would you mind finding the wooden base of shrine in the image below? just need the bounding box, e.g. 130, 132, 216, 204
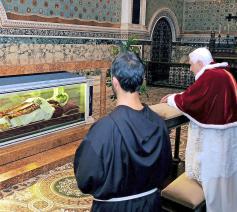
0, 120, 93, 189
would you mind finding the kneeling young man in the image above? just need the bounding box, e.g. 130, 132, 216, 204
74, 51, 172, 212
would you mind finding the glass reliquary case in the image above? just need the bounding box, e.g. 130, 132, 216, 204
0, 71, 93, 147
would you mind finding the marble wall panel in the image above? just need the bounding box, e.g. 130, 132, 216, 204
171, 45, 196, 63
0, 43, 115, 66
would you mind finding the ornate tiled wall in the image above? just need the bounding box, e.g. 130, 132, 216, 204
0, 36, 152, 66
1, 1, 235, 69
145, 0, 237, 67
168, 65, 195, 88
146, 0, 236, 44
2, 0, 121, 23
146, 0, 184, 28
171, 0, 237, 62
183, 0, 237, 34
0, 0, 150, 67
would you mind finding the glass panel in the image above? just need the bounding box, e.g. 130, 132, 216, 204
0, 83, 86, 144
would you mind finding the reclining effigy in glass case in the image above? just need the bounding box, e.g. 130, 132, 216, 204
0, 71, 93, 147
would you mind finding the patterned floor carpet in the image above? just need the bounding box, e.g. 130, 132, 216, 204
0, 87, 188, 211
0, 126, 188, 212
0, 163, 93, 211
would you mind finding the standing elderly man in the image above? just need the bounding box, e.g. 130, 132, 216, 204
161, 47, 237, 212
74, 51, 172, 212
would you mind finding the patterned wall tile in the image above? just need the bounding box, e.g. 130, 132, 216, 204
183, 0, 237, 33
2, 0, 121, 23
147, 0, 237, 39
0, 36, 120, 45
0, 27, 150, 41
146, 0, 184, 28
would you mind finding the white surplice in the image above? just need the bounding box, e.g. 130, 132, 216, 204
185, 121, 237, 212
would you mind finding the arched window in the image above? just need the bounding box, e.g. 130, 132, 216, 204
151, 18, 172, 62
147, 18, 173, 85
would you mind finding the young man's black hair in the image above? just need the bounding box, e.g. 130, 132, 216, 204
110, 51, 144, 93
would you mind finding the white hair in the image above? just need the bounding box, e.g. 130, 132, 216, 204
189, 47, 213, 66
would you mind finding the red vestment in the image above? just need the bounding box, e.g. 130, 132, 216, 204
174, 65, 237, 127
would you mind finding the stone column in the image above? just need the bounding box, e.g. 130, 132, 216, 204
121, 0, 133, 30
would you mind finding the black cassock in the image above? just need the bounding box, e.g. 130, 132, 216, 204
74, 105, 172, 212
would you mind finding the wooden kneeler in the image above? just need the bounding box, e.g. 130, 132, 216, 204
161, 173, 206, 212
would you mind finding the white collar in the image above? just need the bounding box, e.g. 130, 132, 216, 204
195, 62, 229, 81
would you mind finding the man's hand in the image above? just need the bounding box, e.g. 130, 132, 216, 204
160, 94, 172, 103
